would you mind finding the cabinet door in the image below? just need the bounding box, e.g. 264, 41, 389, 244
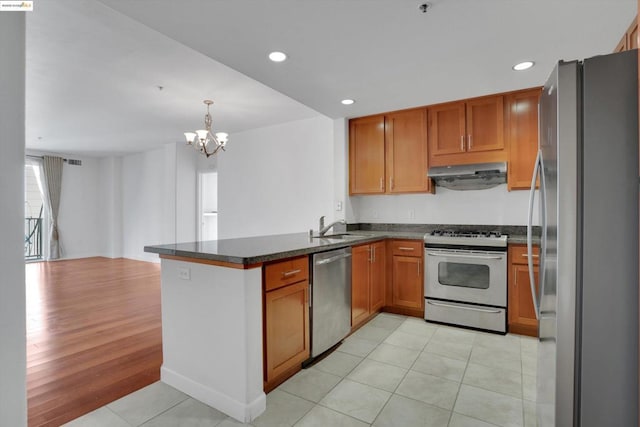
386, 109, 431, 193
507, 89, 541, 190
615, 34, 628, 52
264, 281, 310, 382
508, 264, 539, 337
466, 95, 505, 153
428, 102, 466, 156
369, 241, 386, 313
391, 255, 423, 309
349, 115, 386, 194
629, 22, 638, 49
351, 244, 371, 327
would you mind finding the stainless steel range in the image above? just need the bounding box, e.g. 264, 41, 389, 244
423, 230, 507, 333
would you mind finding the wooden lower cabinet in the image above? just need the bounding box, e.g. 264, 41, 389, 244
386, 239, 424, 317
263, 257, 310, 391
391, 256, 423, 309
507, 244, 539, 337
351, 241, 386, 329
351, 245, 371, 327
369, 241, 386, 312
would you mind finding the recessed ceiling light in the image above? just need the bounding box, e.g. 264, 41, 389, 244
268, 51, 287, 62
341, 99, 355, 105
513, 61, 535, 71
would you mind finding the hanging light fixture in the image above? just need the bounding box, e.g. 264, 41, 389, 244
184, 100, 229, 158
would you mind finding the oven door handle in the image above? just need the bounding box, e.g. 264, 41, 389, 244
427, 300, 502, 314
425, 252, 503, 260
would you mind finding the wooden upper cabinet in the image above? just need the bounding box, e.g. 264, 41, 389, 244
386, 108, 431, 193
428, 94, 507, 167
427, 102, 466, 156
466, 96, 504, 153
614, 15, 638, 52
616, 34, 628, 52
507, 88, 541, 191
349, 115, 385, 194
629, 21, 638, 49
349, 110, 433, 195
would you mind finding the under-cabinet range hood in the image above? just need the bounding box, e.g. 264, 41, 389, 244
428, 162, 507, 191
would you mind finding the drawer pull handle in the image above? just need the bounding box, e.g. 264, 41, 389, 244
398, 247, 415, 251
282, 269, 302, 278
522, 254, 539, 258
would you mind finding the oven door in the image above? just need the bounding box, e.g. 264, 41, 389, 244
424, 247, 507, 307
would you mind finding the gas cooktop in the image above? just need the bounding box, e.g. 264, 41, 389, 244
423, 230, 508, 247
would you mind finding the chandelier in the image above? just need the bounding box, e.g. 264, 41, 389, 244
184, 100, 229, 158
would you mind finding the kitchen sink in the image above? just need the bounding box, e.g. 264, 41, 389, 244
312, 233, 362, 239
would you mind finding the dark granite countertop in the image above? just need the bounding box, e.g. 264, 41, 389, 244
145, 224, 542, 265
144, 232, 388, 265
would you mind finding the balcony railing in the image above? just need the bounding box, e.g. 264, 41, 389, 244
25, 216, 43, 261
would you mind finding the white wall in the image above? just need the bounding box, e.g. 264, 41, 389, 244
351, 186, 535, 225
217, 116, 335, 239
175, 144, 197, 243
121, 143, 198, 261
0, 12, 27, 426
98, 156, 123, 258
122, 147, 166, 261
56, 157, 104, 259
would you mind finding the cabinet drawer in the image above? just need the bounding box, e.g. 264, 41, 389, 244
390, 240, 423, 257
265, 256, 309, 291
509, 244, 539, 266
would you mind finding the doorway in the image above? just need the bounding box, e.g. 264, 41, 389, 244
24, 161, 46, 261
197, 171, 218, 241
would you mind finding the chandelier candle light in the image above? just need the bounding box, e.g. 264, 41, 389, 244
184, 100, 229, 158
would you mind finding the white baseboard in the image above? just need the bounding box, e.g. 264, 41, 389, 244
161, 366, 266, 423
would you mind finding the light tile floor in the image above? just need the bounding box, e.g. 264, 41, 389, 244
64, 313, 538, 427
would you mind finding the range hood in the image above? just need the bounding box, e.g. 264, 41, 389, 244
428, 162, 507, 191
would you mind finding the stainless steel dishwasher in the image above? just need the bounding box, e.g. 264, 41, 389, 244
311, 247, 352, 358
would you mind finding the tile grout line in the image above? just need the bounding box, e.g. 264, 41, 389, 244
131, 394, 191, 427
103, 406, 136, 427
446, 332, 474, 427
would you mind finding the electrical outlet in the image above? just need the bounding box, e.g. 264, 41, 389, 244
372, 210, 379, 219
408, 209, 415, 219
336, 201, 343, 211
178, 267, 191, 280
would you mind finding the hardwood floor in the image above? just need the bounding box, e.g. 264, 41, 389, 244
26, 257, 162, 427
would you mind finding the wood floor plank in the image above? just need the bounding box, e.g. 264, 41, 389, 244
26, 257, 162, 427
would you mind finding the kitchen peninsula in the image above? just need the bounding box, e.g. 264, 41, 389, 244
144, 232, 381, 422
144, 225, 537, 422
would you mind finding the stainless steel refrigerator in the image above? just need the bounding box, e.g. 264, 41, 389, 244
527, 50, 639, 426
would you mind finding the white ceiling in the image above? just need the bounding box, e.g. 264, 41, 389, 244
27, 0, 636, 156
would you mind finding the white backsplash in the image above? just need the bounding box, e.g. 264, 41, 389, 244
351, 184, 538, 226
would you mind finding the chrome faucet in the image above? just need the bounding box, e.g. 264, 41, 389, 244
318, 215, 346, 236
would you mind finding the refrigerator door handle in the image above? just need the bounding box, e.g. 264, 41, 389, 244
527, 149, 542, 320
538, 153, 547, 317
